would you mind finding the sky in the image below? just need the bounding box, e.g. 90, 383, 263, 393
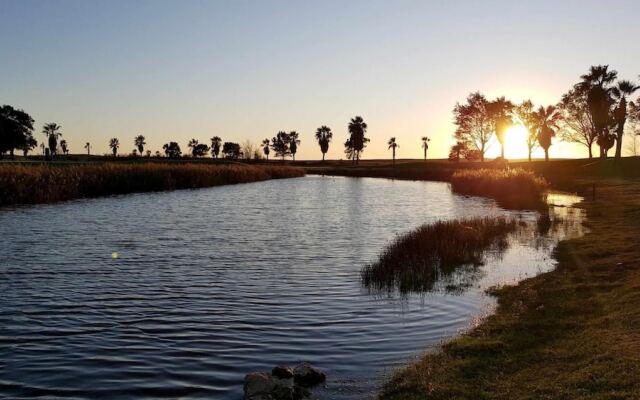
2, 0, 640, 160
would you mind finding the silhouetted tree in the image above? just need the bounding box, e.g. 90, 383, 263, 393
315, 125, 332, 161
577, 65, 617, 158
163, 142, 182, 158
487, 97, 514, 159
515, 100, 540, 161
187, 138, 199, 157
210, 136, 222, 158
0, 105, 34, 159
453, 92, 493, 161
109, 138, 120, 157
60, 139, 68, 155
222, 142, 242, 159
344, 138, 354, 161
388, 137, 399, 166
262, 138, 270, 160
134, 134, 146, 156
271, 131, 290, 161
597, 131, 616, 158
347, 116, 369, 164
557, 87, 598, 158
535, 105, 562, 162
42, 123, 62, 158
611, 80, 639, 158
20, 134, 38, 157
421, 136, 430, 160
289, 131, 300, 161
448, 141, 467, 162
84, 142, 91, 156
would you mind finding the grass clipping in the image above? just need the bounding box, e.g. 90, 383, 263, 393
450, 168, 548, 210
361, 217, 517, 295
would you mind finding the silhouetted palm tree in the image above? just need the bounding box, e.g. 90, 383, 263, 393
134, 134, 146, 156
536, 105, 562, 162
315, 126, 333, 161
84, 142, 91, 156
421, 136, 430, 160
187, 138, 199, 157
388, 137, 399, 166
60, 139, 68, 155
348, 116, 369, 165
109, 138, 120, 157
210, 136, 222, 158
42, 123, 62, 157
611, 80, 640, 158
289, 131, 300, 161
577, 65, 617, 158
262, 138, 270, 160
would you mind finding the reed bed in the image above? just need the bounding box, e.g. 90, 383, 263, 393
361, 217, 517, 294
0, 163, 304, 206
450, 168, 549, 209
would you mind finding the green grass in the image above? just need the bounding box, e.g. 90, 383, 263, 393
361, 217, 517, 295
0, 163, 304, 206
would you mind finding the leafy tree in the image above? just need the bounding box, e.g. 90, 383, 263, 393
0, 105, 35, 159
347, 116, 369, 164
42, 123, 62, 158
448, 141, 467, 162
262, 138, 270, 160
222, 142, 242, 159
210, 136, 222, 158
535, 106, 562, 161
487, 97, 514, 159
289, 131, 300, 161
611, 80, 639, 158
388, 137, 399, 165
453, 92, 493, 161
20, 134, 38, 157
344, 137, 355, 161
271, 131, 290, 161
421, 136, 430, 160
187, 138, 199, 157
193, 143, 210, 157
60, 139, 69, 155
163, 142, 182, 158
109, 138, 120, 157
515, 100, 540, 161
315, 126, 332, 161
597, 131, 616, 158
134, 135, 146, 156
557, 87, 598, 158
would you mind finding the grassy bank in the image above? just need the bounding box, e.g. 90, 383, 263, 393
0, 163, 304, 206
362, 217, 516, 294
381, 179, 640, 399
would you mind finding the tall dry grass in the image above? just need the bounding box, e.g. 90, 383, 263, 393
361, 217, 517, 295
450, 168, 548, 209
0, 163, 304, 206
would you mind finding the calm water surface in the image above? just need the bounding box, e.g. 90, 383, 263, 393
0, 176, 585, 399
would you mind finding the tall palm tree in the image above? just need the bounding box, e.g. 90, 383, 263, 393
536, 105, 562, 162
288, 131, 300, 161
84, 142, 91, 156
421, 136, 430, 160
388, 137, 399, 166
577, 65, 618, 158
488, 97, 514, 159
611, 80, 640, 158
348, 116, 369, 165
210, 136, 222, 158
187, 138, 199, 157
42, 123, 62, 157
134, 134, 146, 156
261, 138, 270, 160
109, 138, 120, 157
315, 125, 333, 161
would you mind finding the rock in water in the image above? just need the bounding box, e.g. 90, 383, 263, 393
293, 363, 326, 387
272, 365, 294, 380
244, 372, 276, 399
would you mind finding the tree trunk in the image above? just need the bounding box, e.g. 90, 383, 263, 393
322, 153, 325, 161
501, 145, 505, 159
588, 144, 592, 159
528, 148, 531, 162
615, 125, 624, 159
545, 149, 549, 162
423, 147, 426, 161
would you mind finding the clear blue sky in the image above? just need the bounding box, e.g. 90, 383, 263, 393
2, 0, 639, 159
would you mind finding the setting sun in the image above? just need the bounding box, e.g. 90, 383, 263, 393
504, 125, 530, 160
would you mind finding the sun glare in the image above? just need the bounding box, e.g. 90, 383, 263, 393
504, 125, 530, 160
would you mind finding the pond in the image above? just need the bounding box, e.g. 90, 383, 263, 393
0, 176, 585, 399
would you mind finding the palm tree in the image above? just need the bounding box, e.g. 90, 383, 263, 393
262, 138, 270, 160
421, 136, 430, 160
488, 97, 514, 159
315, 126, 333, 161
109, 138, 120, 157
611, 80, 640, 158
84, 142, 91, 156
134, 134, 146, 156
187, 138, 199, 157
577, 65, 618, 158
60, 139, 68, 155
536, 105, 562, 162
388, 137, 399, 166
288, 131, 300, 161
348, 116, 369, 165
210, 136, 222, 158
42, 123, 62, 157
